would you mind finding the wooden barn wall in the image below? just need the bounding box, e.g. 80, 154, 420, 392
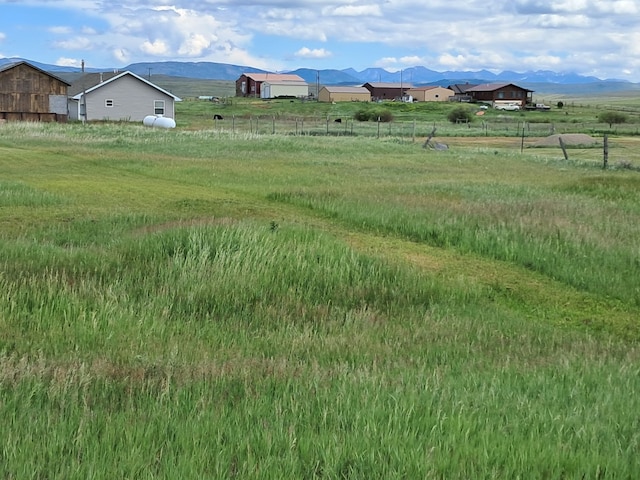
0, 64, 68, 118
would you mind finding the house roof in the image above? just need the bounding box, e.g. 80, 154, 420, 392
69, 70, 182, 101
447, 83, 478, 94
322, 86, 370, 94
242, 73, 305, 83
406, 86, 453, 91
363, 82, 414, 89
261, 80, 308, 86
465, 82, 533, 92
0, 60, 71, 86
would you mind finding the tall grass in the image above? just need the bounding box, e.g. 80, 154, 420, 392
1, 121, 640, 478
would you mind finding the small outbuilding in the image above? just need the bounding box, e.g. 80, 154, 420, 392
318, 86, 371, 102
236, 73, 308, 98
260, 79, 309, 99
0, 61, 70, 122
363, 82, 413, 101
68, 70, 181, 122
405, 86, 454, 102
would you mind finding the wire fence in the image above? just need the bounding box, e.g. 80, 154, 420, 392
209, 114, 640, 140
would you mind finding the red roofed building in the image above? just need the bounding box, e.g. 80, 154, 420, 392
236, 72, 307, 98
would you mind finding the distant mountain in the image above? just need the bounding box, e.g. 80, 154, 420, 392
2, 56, 637, 93
123, 61, 266, 80
289, 68, 360, 85
0, 57, 103, 73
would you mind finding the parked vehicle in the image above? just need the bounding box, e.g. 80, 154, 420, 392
495, 103, 520, 111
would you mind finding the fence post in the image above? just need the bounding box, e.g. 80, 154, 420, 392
558, 136, 569, 160
377, 117, 381, 138
603, 134, 609, 169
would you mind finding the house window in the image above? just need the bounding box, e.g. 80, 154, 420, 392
497, 92, 504, 99
154, 100, 165, 115
105, 99, 114, 107
241, 81, 246, 94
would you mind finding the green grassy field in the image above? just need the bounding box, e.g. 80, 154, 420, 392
1, 114, 639, 478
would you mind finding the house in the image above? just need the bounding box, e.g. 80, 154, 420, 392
362, 82, 413, 101
68, 71, 181, 122
447, 83, 478, 102
464, 82, 533, 107
0, 61, 70, 122
260, 79, 309, 99
318, 86, 371, 103
235, 73, 307, 98
405, 86, 454, 102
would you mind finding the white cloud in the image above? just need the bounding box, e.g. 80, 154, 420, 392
49, 26, 73, 34
140, 39, 170, 56
323, 5, 383, 17
294, 47, 332, 59
52, 37, 93, 50
0, 32, 6, 42
55, 57, 83, 67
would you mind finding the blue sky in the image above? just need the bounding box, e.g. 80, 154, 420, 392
1, 0, 639, 80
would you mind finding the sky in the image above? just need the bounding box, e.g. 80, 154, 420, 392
1, 0, 639, 81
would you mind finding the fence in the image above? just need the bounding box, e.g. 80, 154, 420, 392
210, 114, 640, 140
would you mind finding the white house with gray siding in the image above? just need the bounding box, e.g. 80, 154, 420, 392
68, 71, 181, 122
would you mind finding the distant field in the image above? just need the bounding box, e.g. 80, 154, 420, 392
1, 118, 639, 478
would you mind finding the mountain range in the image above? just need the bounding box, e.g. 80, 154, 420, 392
2, 57, 639, 94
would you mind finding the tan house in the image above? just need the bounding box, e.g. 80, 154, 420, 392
405, 86, 454, 102
318, 86, 371, 102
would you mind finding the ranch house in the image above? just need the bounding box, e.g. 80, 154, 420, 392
464, 82, 533, 107
68, 71, 181, 122
0, 61, 70, 122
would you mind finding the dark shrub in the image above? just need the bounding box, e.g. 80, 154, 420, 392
447, 106, 472, 124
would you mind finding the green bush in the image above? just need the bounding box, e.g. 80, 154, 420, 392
598, 111, 628, 128
354, 109, 394, 122
447, 106, 473, 124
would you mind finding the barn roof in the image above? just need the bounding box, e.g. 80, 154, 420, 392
363, 82, 414, 89
0, 60, 71, 86
242, 73, 305, 82
68, 70, 181, 101
322, 86, 370, 93
406, 85, 452, 91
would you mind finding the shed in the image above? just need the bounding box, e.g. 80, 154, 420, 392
362, 82, 413, 101
260, 80, 309, 99
405, 86, 454, 102
236, 73, 307, 98
68, 71, 181, 122
318, 86, 371, 103
0, 61, 70, 122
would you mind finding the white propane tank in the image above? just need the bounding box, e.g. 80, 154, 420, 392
142, 115, 176, 129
